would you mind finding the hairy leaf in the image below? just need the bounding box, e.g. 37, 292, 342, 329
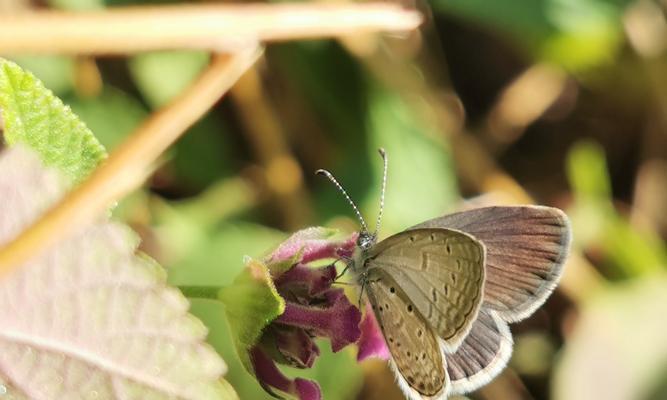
0, 146, 231, 399
0, 59, 107, 185
218, 259, 285, 373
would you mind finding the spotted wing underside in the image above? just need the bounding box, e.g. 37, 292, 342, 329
367, 229, 486, 351
366, 272, 448, 400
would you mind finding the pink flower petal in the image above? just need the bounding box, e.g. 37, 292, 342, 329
275, 327, 320, 369
277, 290, 362, 352
251, 346, 322, 400
267, 228, 357, 266
275, 264, 337, 297
357, 304, 390, 361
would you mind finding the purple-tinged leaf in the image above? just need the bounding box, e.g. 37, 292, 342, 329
218, 258, 285, 373
0, 146, 230, 399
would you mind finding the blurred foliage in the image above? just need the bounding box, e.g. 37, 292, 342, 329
554, 275, 667, 400
567, 140, 667, 277
3, 0, 667, 398
433, 0, 630, 70
129, 51, 210, 108
66, 86, 147, 150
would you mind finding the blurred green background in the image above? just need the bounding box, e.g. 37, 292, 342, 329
5, 0, 667, 399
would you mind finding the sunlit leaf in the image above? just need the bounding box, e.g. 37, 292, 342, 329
0, 59, 107, 185
129, 51, 210, 108
297, 344, 363, 400
0, 146, 231, 399
158, 202, 285, 288
66, 86, 148, 151
46, 0, 103, 11
432, 0, 627, 70
567, 140, 667, 276
365, 87, 459, 234
189, 300, 274, 400
7, 56, 75, 96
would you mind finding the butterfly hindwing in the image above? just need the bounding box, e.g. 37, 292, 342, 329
411, 206, 570, 323
366, 271, 448, 399
443, 308, 513, 395
366, 229, 486, 351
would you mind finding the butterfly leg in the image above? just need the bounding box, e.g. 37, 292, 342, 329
333, 256, 353, 281
358, 277, 381, 308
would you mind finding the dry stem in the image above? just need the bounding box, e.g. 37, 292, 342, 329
0, 47, 262, 276
0, 3, 421, 55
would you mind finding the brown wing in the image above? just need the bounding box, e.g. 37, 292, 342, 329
411, 206, 570, 323
367, 229, 485, 351
366, 272, 448, 399
443, 308, 513, 395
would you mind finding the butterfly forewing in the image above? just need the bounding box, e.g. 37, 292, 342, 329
366, 229, 485, 350
411, 206, 570, 323
366, 272, 448, 398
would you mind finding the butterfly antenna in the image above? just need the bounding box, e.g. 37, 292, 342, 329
375, 148, 388, 236
316, 169, 370, 233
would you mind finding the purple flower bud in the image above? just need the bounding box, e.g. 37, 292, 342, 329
250, 346, 322, 400
277, 290, 362, 352
247, 228, 364, 398
275, 263, 337, 297
274, 326, 320, 369
267, 228, 357, 266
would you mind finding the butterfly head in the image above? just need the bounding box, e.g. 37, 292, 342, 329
316, 148, 388, 254
356, 230, 377, 252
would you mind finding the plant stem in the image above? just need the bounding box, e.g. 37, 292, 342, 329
179, 286, 222, 301
0, 3, 421, 55
0, 47, 261, 277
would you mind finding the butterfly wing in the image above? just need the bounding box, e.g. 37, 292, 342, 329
365, 272, 448, 400
366, 229, 486, 352
411, 206, 571, 323
442, 308, 513, 395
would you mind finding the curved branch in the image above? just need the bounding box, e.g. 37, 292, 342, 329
0, 47, 262, 276
0, 3, 421, 55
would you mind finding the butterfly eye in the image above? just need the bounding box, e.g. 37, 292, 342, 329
357, 232, 377, 250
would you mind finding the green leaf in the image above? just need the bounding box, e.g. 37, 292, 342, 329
0, 59, 107, 185
171, 114, 236, 191
189, 300, 275, 400
567, 139, 612, 201
129, 51, 210, 108
218, 258, 286, 372
297, 344, 363, 400
566, 140, 667, 276
46, 0, 104, 11
365, 87, 459, 234
8, 56, 75, 96
66, 86, 148, 151
432, 0, 628, 70
163, 217, 286, 288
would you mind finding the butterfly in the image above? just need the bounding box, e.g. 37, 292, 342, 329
317, 149, 571, 399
